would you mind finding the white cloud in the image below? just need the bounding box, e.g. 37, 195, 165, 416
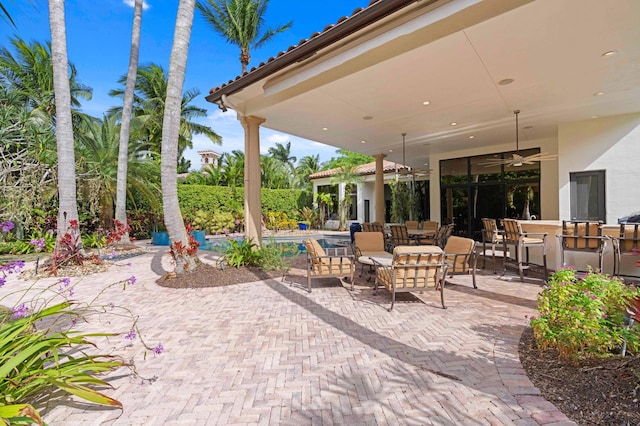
265, 133, 290, 144
123, 0, 151, 10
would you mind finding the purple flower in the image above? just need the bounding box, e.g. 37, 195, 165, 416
125, 330, 136, 340
61, 277, 71, 287
126, 276, 136, 285
29, 238, 46, 252
68, 288, 74, 297
588, 294, 597, 300
0, 221, 14, 233
0, 277, 5, 287
152, 343, 164, 355
1, 261, 24, 275
11, 303, 30, 319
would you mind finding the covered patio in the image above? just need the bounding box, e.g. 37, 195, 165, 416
205, 0, 640, 275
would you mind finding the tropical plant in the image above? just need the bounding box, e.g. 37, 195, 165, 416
0, 37, 92, 120
530, 267, 640, 359
197, 0, 292, 74
115, 0, 144, 243
322, 149, 373, 171
109, 63, 221, 166
76, 113, 160, 227
330, 165, 363, 231
161, 0, 201, 274
222, 238, 261, 267
315, 192, 333, 229
295, 154, 321, 191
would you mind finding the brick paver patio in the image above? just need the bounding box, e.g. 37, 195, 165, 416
1, 244, 576, 425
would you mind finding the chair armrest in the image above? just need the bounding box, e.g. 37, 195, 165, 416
327, 247, 351, 257
521, 231, 548, 238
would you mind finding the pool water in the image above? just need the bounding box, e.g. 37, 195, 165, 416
201, 237, 347, 255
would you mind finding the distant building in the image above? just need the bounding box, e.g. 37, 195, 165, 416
197, 150, 221, 171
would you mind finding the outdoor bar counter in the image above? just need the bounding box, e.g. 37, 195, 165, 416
518, 220, 638, 278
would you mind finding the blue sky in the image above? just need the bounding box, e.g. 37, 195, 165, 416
0, 0, 370, 169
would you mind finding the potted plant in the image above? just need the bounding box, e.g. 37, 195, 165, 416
150, 214, 170, 246
298, 207, 315, 230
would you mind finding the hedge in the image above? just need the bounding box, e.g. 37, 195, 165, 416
177, 185, 312, 221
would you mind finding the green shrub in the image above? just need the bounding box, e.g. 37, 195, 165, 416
222, 238, 262, 267
531, 268, 640, 359
191, 210, 236, 234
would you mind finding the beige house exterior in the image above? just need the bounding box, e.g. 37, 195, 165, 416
205, 0, 640, 273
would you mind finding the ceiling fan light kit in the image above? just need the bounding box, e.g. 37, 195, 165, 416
479, 110, 559, 167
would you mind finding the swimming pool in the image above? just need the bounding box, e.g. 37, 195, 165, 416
200, 236, 348, 255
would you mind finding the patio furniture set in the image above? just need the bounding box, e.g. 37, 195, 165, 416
303, 221, 477, 311
301, 219, 640, 312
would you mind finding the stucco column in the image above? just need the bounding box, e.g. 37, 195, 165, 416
373, 154, 386, 223
240, 115, 265, 246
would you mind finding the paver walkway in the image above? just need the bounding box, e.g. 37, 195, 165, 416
1, 244, 576, 425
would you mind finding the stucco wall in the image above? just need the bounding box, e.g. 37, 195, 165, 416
558, 113, 640, 224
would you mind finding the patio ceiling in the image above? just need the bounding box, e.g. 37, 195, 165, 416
209, 0, 640, 170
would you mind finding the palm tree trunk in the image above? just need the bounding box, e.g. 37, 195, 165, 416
161, 0, 199, 273
115, 0, 143, 241
48, 0, 80, 245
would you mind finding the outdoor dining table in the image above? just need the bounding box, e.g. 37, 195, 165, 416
407, 229, 436, 244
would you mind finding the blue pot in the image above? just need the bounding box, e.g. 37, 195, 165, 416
190, 230, 206, 246
151, 231, 170, 246
298, 222, 308, 230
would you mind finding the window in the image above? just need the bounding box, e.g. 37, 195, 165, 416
570, 170, 605, 221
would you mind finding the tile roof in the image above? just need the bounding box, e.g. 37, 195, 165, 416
308, 160, 407, 180
206, 0, 422, 103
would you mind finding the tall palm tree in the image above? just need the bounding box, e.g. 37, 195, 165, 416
48, 0, 80, 244
115, 0, 143, 241
218, 150, 245, 188
109, 63, 221, 164
161, 0, 200, 274
197, 0, 292, 74
260, 155, 288, 189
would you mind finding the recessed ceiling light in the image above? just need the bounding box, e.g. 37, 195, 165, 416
594, 92, 605, 96
388, 149, 393, 152
422, 101, 430, 105
498, 78, 514, 86
468, 135, 475, 139
592, 115, 599, 119
450, 122, 457, 126
601, 50, 617, 57
363, 115, 373, 120
322, 127, 328, 131
360, 140, 366, 144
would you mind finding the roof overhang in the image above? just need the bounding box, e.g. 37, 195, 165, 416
205, 0, 640, 170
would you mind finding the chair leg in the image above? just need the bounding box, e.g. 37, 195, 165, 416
389, 287, 396, 311
482, 241, 487, 269
518, 245, 525, 282
472, 253, 478, 289
542, 249, 548, 281
440, 279, 447, 309
350, 270, 354, 291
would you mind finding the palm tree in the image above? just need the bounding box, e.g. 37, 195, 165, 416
115, 0, 143, 241
0, 37, 92, 121
77, 114, 160, 227
197, 0, 292, 74
295, 154, 321, 190
109, 63, 221, 165
260, 155, 288, 189
218, 150, 245, 188
48, 0, 80, 244
161, 0, 200, 274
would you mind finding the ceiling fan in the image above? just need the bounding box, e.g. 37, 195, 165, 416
479, 110, 559, 167
396, 133, 431, 179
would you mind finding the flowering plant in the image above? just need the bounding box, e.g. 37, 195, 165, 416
531, 267, 640, 358
0, 225, 162, 424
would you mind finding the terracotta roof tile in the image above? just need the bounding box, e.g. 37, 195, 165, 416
309, 160, 407, 180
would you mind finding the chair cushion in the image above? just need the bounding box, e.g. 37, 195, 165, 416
304, 238, 327, 265
378, 246, 443, 289
444, 236, 474, 272
318, 257, 353, 274
563, 223, 602, 249
354, 232, 385, 253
